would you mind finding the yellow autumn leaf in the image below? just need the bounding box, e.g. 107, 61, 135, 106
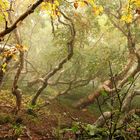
54, 0, 59, 6
93, 5, 103, 16
2, 62, 7, 69
0, 0, 9, 22
50, 10, 60, 19
12, 54, 18, 61
22, 46, 28, 51
15, 44, 21, 49
86, 0, 95, 6
41, 2, 52, 11
15, 44, 28, 52
0, 0, 9, 9
121, 14, 133, 23
0, 55, 2, 59
78, 1, 87, 7
2, 68, 6, 73
40, 0, 60, 18
135, 0, 140, 7
99, 5, 103, 12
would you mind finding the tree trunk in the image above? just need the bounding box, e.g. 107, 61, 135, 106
8, 6, 24, 113
31, 84, 47, 105
74, 16, 140, 109
94, 111, 112, 127
75, 53, 140, 109
31, 12, 76, 105
121, 90, 140, 113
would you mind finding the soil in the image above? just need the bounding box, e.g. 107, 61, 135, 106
0, 99, 96, 140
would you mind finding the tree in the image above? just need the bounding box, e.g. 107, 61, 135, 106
75, 0, 140, 109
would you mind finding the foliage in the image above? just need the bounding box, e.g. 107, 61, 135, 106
59, 122, 108, 139
12, 123, 24, 137
0, 0, 9, 22
121, 0, 140, 23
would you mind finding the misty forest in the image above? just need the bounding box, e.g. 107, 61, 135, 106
0, 0, 140, 139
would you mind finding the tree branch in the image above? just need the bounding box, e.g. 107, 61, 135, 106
0, 0, 43, 38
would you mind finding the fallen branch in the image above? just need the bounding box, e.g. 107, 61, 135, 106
94, 111, 113, 128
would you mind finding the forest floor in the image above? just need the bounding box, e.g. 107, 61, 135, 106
0, 90, 97, 140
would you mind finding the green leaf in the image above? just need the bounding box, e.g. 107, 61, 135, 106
89, 129, 96, 136
128, 77, 134, 82
71, 125, 79, 133
101, 90, 108, 96
137, 127, 140, 131
133, 114, 139, 119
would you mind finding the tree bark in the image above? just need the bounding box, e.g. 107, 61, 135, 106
31, 12, 76, 105
94, 111, 112, 128
8, 6, 24, 113
121, 90, 140, 113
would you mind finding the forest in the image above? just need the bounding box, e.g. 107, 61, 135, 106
0, 0, 140, 139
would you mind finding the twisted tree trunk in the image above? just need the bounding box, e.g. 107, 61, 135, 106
8, 6, 24, 113
75, 24, 140, 109
31, 12, 76, 105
